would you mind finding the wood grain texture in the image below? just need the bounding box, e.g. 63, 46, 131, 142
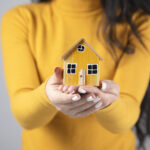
63, 40, 102, 86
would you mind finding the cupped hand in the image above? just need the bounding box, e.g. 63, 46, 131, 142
60, 80, 120, 118
77, 80, 120, 112
45, 67, 103, 118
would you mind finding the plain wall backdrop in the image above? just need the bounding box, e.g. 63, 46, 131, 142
0, 1, 30, 150
0, 0, 150, 150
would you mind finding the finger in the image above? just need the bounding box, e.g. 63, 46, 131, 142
99, 80, 120, 96
78, 85, 100, 95
48, 67, 63, 85
54, 67, 64, 81
58, 93, 99, 116
67, 85, 79, 94
58, 85, 79, 94
58, 85, 73, 94
72, 101, 103, 118
62, 85, 70, 92
62, 93, 97, 108
100, 92, 118, 106
69, 96, 102, 115
78, 88, 87, 94
58, 85, 64, 91
48, 85, 81, 104
79, 80, 120, 97
54, 91, 81, 104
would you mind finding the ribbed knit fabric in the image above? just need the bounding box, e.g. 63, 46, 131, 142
1, 0, 150, 149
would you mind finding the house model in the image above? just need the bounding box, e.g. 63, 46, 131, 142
61, 38, 103, 86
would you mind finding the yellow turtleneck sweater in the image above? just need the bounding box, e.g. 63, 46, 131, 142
1, 0, 150, 149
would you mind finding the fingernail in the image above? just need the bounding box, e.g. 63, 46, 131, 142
87, 96, 94, 101
95, 102, 103, 109
71, 90, 75, 94
93, 97, 101, 103
78, 88, 86, 94
101, 81, 107, 91
72, 96, 80, 101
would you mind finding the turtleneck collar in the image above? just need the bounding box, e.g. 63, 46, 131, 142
51, 0, 102, 13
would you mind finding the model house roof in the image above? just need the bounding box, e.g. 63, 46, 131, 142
61, 38, 103, 61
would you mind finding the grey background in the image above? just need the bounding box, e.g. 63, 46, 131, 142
0, 1, 29, 150
0, 0, 149, 150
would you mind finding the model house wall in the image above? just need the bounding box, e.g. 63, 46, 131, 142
61, 38, 103, 86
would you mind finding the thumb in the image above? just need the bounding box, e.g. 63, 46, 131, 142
48, 67, 63, 85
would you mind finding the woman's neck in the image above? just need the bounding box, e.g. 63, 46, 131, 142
52, 0, 102, 12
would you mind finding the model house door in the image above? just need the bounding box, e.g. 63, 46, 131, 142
79, 69, 85, 85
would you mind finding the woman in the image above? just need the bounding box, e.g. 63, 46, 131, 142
1, 0, 150, 150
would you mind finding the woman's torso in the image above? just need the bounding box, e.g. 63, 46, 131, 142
8, 0, 137, 150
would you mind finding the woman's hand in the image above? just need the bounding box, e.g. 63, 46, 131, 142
76, 80, 120, 114
45, 67, 103, 118
60, 80, 120, 118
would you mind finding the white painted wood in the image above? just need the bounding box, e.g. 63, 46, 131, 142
79, 69, 85, 85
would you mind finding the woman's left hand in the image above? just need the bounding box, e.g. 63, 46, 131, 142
78, 80, 120, 113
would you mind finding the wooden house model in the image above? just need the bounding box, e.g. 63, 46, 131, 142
61, 38, 103, 86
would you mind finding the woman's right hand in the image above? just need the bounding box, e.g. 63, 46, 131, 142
45, 67, 101, 118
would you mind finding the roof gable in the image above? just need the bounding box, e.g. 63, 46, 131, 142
61, 38, 103, 61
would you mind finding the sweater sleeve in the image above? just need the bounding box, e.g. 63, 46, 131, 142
0, 6, 58, 129
93, 16, 150, 134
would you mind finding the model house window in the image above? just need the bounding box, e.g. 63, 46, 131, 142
67, 63, 77, 74
77, 44, 85, 52
87, 64, 98, 74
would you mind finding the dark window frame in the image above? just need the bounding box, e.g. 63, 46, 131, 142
77, 44, 85, 52
66, 63, 77, 74
87, 64, 98, 75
